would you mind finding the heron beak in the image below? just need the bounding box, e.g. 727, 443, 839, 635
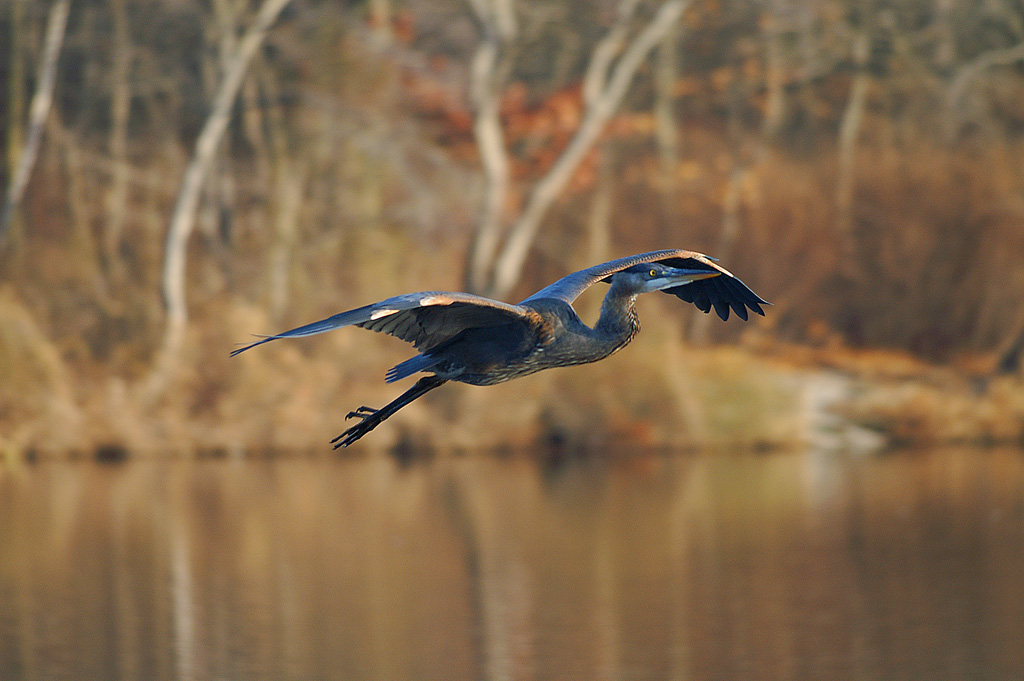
657, 268, 719, 289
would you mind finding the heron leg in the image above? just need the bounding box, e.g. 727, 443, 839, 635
332, 375, 447, 449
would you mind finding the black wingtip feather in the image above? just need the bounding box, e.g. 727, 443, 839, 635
693, 286, 711, 314
723, 274, 770, 318
720, 277, 749, 320
712, 277, 733, 320
664, 271, 769, 320
713, 300, 730, 321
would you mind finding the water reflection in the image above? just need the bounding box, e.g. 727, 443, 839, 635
1, 448, 1023, 681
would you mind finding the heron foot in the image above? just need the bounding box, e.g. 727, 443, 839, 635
345, 406, 377, 419
332, 406, 383, 449
330, 376, 446, 450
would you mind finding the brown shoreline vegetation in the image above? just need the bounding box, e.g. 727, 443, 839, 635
3, 0, 1024, 459
4, 279, 1023, 459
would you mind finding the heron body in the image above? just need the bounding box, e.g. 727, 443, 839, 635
232, 250, 768, 447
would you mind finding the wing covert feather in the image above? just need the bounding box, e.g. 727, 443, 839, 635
231, 291, 544, 356
521, 250, 700, 304
521, 249, 767, 321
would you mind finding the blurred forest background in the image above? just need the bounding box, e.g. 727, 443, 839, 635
3, 0, 1024, 456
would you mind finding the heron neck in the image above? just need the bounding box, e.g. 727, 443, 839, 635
595, 285, 640, 344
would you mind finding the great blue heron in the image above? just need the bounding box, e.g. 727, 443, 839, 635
232, 250, 768, 447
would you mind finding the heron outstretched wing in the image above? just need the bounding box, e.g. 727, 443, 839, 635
231, 291, 546, 357
521, 249, 768, 321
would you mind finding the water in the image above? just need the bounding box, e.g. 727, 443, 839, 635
1, 447, 1023, 681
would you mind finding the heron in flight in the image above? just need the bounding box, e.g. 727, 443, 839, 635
232, 250, 767, 448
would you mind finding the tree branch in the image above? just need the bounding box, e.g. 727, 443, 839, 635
946, 40, 1024, 137
488, 0, 689, 298
581, 0, 644, 108
464, 0, 517, 293
835, 30, 870, 267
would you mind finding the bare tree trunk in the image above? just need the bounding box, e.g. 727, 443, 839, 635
666, 460, 700, 677
368, 0, 393, 50
7, 0, 27, 186
690, 164, 748, 344
262, 58, 307, 319
200, 0, 242, 248
760, 6, 786, 140
0, 0, 70, 245
593, 494, 621, 681
835, 30, 870, 269
104, 0, 132, 282
268, 169, 306, 318
487, 0, 690, 298
464, 0, 517, 293
690, 81, 748, 344
663, 319, 709, 444
142, 0, 293, 402
654, 23, 679, 240
581, 0, 643, 108
57, 118, 112, 307
718, 166, 746, 266
932, 0, 956, 72
450, 461, 538, 681
587, 144, 615, 269
242, 62, 273, 198
994, 307, 1024, 375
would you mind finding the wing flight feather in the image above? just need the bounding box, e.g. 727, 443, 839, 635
522, 249, 768, 321
230, 291, 544, 357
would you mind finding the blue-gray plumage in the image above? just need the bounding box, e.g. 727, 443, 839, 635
232, 249, 768, 448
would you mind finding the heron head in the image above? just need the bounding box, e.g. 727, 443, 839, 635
613, 263, 720, 293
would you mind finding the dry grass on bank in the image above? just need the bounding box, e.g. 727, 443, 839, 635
5, 282, 1023, 460
766, 342, 1024, 449
0, 289, 799, 457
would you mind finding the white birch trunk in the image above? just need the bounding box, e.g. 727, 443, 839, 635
0, 0, 70, 243
143, 0, 293, 401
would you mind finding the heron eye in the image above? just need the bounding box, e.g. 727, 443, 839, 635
649, 269, 658, 278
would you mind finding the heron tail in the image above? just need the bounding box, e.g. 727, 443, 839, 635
386, 354, 443, 383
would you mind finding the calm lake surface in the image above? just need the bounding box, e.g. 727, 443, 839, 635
1, 447, 1023, 681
